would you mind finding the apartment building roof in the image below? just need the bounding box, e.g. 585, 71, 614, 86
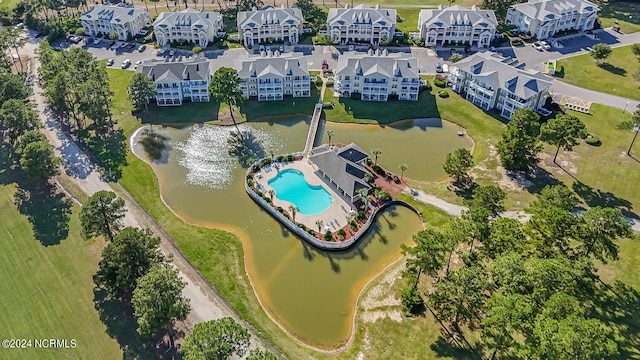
237, 5, 303, 29
453, 52, 551, 99
419, 5, 497, 29
235, 52, 309, 78
327, 4, 396, 28
153, 8, 221, 29
81, 3, 147, 24
510, 0, 599, 21
138, 59, 210, 82
335, 50, 419, 79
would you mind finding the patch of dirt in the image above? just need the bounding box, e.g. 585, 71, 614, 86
538, 151, 579, 176
362, 310, 403, 324
360, 264, 403, 311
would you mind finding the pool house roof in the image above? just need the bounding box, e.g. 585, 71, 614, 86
309, 144, 371, 201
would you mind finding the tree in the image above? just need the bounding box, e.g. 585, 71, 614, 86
589, 43, 612, 64
577, 207, 632, 263
528, 183, 579, 214
527, 206, 579, 257
95, 227, 166, 299
0, 98, 39, 145
267, 189, 274, 200
19, 139, 61, 180
484, 218, 525, 259
399, 163, 408, 181
193, 46, 202, 54
372, 148, 382, 166
108, 32, 120, 41
497, 108, 542, 171
401, 229, 447, 284
449, 53, 463, 63
466, 185, 506, 217
632, 43, 640, 60
480, 0, 521, 18
181, 318, 250, 360
236, 0, 263, 11
315, 219, 323, 233
128, 72, 156, 113
247, 348, 279, 360
209, 67, 245, 134
540, 114, 586, 163
443, 148, 474, 188
132, 265, 190, 343
326, 129, 334, 146
295, 0, 326, 31
1, 27, 28, 70
288, 204, 298, 222
0, 73, 30, 104
79, 190, 126, 241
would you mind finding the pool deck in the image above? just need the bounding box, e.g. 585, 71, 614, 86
254, 160, 356, 233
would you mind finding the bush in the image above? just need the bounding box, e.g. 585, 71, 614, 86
357, 210, 366, 221
307, 229, 316, 235
247, 179, 254, 188
276, 155, 284, 161
365, 158, 372, 166
393, 175, 400, 183
326, 81, 334, 87
287, 154, 295, 162
193, 46, 202, 54
324, 231, 333, 241
338, 229, 346, 238
350, 221, 357, 230
511, 40, 524, 46
401, 286, 425, 316
434, 78, 447, 88
371, 165, 386, 175
438, 90, 449, 98
585, 135, 601, 146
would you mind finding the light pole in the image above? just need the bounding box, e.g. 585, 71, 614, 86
624, 101, 629, 113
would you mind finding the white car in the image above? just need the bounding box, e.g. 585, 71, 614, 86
93, 38, 101, 45
532, 42, 544, 51
106, 59, 114, 66
134, 60, 142, 69
121, 59, 131, 69
168, 49, 176, 56
540, 41, 551, 50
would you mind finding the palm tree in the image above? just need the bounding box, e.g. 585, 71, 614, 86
268, 189, 274, 200
326, 129, 334, 147
399, 163, 408, 182
357, 188, 370, 209
372, 149, 382, 166
288, 205, 298, 222
316, 220, 324, 234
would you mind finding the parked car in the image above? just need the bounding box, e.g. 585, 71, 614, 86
93, 38, 102, 45
168, 49, 176, 56
265, 45, 271, 52
321, 59, 328, 70
435, 63, 443, 73
134, 60, 142, 69
121, 59, 131, 68
279, 45, 284, 52
107, 58, 114, 66
259, 44, 265, 52
138, 45, 147, 52
532, 42, 544, 51
540, 40, 551, 50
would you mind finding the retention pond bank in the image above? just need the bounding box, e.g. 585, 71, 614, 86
131, 116, 471, 349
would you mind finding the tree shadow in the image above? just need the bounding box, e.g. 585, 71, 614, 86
227, 130, 266, 168
515, 165, 560, 195
137, 128, 171, 164
430, 335, 478, 360
92, 287, 165, 360
572, 181, 637, 218
13, 184, 72, 246
87, 129, 128, 179
597, 63, 627, 76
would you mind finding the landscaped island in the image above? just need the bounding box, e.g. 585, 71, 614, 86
245, 143, 423, 250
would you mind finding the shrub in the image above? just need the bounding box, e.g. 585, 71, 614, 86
438, 90, 449, 98
338, 229, 346, 238
307, 229, 315, 235
393, 175, 400, 183
287, 154, 295, 162
434, 78, 447, 88
357, 210, 366, 221
350, 221, 358, 230
193, 46, 202, 54
276, 155, 284, 161
324, 231, 333, 241
247, 179, 254, 188
365, 158, 373, 166
326, 81, 334, 87
372, 165, 386, 175
401, 286, 425, 317
585, 135, 601, 146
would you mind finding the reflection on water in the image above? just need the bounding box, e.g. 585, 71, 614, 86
175, 124, 278, 189
131, 117, 470, 349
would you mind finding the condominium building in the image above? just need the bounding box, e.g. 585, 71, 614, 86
506, 0, 599, 40
448, 52, 551, 120
237, 5, 304, 47
153, 9, 224, 48
81, 3, 150, 40
137, 59, 211, 106
334, 50, 420, 102
327, 4, 396, 45
235, 52, 310, 101
418, 5, 497, 48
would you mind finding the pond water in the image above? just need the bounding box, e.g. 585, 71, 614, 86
131, 115, 472, 349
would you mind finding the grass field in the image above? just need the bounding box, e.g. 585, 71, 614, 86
596, 0, 640, 34
0, 147, 124, 359
0, 0, 20, 11
396, 8, 421, 34
353, 0, 480, 7
557, 44, 640, 101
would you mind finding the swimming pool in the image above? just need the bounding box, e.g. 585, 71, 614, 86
268, 169, 334, 216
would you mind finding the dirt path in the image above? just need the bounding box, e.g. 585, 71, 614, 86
23, 38, 272, 354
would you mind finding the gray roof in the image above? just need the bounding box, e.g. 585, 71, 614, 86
153, 8, 221, 30
336, 50, 419, 79
510, 0, 599, 21
138, 59, 210, 82
328, 4, 396, 28
419, 5, 497, 30
453, 52, 551, 99
238, 6, 303, 30
235, 52, 309, 78
309, 144, 371, 198
81, 3, 148, 24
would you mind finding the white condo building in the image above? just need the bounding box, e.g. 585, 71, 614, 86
506, 0, 600, 40
418, 5, 497, 48
448, 52, 551, 119
81, 3, 149, 40
153, 9, 224, 48
334, 50, 420, 102
237, 5, 304, 47
137, 60, 211, 106
327, 4, 396, 45
235, 52, 310, 101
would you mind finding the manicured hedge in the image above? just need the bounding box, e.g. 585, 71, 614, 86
434, 78, 447, 88
438, 90, 449, 98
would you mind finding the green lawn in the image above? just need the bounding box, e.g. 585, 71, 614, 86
557, 44, 640, 101
0, 0, 20, 11
396, 8, 421, 34
351, 0, 480, 7
0, 149, 123, 359
596, 0, 640, 34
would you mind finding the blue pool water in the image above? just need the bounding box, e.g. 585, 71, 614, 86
268, 169, 334, 216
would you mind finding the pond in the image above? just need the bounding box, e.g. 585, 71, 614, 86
131, 115, 472, 349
